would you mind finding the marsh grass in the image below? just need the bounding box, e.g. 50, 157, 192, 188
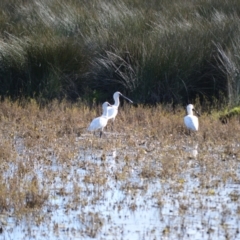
0, 99, 240, 238
0, 0, 240, 104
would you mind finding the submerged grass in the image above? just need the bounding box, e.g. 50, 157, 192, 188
0, 98, 240, 239
0, 99, 239, 217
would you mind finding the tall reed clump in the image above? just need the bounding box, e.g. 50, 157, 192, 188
0, 0, 90, 102
215, 39, 240, 106
87, 0, 240, 104
0, 0, 240, 105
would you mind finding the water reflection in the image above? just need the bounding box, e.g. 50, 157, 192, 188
2, 139, 240, 240
183, 143, 198, 158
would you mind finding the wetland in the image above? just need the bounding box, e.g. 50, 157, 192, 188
0, 100, 240, 240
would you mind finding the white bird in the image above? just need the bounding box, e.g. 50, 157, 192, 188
107, 91, 133, 122
184, 104, 199, 132
87, 102, 112, 138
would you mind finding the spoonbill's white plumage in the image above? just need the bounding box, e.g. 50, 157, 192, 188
184, 104, 199, 132
87, 102, 112, 138
107, 91, 133, 121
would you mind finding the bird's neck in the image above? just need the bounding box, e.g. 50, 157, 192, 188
102, 110, 108, 117
188, 110, 194, 115
102, 107, 109, 118
113, 96, 120, 107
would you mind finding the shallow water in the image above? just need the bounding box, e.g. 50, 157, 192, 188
1, 136, 240, 240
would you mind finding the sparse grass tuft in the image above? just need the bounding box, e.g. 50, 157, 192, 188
219, 106, 240, 123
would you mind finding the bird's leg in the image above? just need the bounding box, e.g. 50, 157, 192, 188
188, 130, 192, 146
111, 120, 114, 131
100, 131, 103, 138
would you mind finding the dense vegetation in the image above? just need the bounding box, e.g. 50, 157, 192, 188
0, 0, 240, 105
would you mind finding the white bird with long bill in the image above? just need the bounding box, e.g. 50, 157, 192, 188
107, 91, 133, 122
184, 104, 199, 132
87, 102, 112, 138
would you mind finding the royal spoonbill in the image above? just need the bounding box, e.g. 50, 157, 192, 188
184, 104, 199, 132
87, 102, 112, 138
107, 91, 133, 122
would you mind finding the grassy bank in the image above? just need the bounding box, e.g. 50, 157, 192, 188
0, 0, 240, 105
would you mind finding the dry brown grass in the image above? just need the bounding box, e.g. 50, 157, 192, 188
0, 98, 239, 234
